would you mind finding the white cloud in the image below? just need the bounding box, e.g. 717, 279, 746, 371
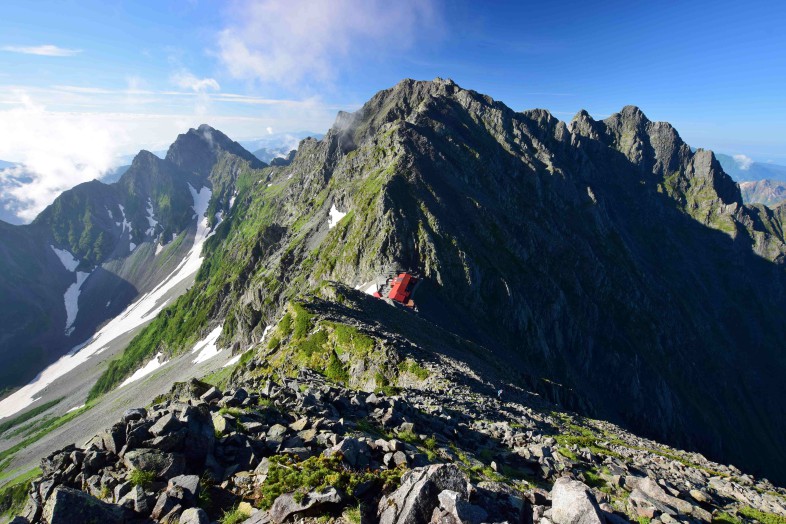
266, 126, 273, 134
170, 70, 221, 116
1, 45, 82, 57
217, 0, 439, 86
171, 71, 221, 93
0, 93, 126, 221
733, 154, 754, 171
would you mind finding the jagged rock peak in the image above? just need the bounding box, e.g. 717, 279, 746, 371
619, 104, 647, 119
572, 109, 593, 121
129, 149, 163, 167
165, 123, 264, 177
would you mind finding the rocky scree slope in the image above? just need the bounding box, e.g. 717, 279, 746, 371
93, 78, 786, 483
12, 285, 786, 524
0, 125, 264, 391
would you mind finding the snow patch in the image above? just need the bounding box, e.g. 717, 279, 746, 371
0, 186, 214, 420
106, 207, 113, 220
64, 271, 90, 336
363, 282, 379, 295
129, 242, 136, 252
118, 204, 131, 234
191, 326, 223, 364
155, 233, 174, 256
145, 198, 158, 236
223, 354, 242, 368
262, 324, 273, 341
328, 204, 347, 229
66, 404, 85, 413
229, 192, 237, 208
120, 352, 167, 387
51, 246, 79, 272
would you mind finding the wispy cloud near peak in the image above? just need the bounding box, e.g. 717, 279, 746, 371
171, 71, 221, 93
733, 154, 754, 171
1, 44, 82, 57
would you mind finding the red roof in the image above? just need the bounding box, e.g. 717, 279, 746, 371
388, 273, 414, 303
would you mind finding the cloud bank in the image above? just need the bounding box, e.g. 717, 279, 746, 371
0, 93, 125, 222
1, 45, 82, 57
217, 0, 439, 86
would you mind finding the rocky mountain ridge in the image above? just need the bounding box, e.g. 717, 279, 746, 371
84, 78, 786, 482
2, 78, 786, 523
9, 285, 786, 523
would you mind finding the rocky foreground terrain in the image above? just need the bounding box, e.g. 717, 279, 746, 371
9, 286, 786, 524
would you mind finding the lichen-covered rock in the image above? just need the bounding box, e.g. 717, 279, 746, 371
550, 478, 604, 524
179, 507, 210, 524
270, 487, 343, 523
122, 448, 185, 479
378, 464, 469, 524
42, 486, 131, 523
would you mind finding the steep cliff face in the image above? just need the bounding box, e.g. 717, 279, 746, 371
93, 79, 786, 482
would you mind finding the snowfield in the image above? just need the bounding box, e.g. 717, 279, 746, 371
64, 271, 90, 336
0, 186, 213, 419
223, 353, 242, 368
51, 246, 79, 272
191, 326, 224, 364
120, 352, 167, 387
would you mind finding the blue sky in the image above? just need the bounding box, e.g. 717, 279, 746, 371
1, 0, 785, 217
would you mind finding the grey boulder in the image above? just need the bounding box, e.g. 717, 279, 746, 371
43, 486, 131, 523
179, 507, 210, 524
123, 448, 185, 479
379, 464, 469, 524
270, 487, 343, 523
550, 477, 604, 524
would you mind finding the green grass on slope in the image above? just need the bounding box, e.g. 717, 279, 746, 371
89, 168, 287, 400
87, 284, 214, 400
0, 467, 40, 518
0, 403, 93, 472
0, 397, 63, 437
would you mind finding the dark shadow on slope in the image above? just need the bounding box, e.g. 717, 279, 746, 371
358, 103, 786, 483
0, 267, 138, 392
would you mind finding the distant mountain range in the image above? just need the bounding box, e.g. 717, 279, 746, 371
0, 133, 322, 226
238, 131, 324, 163
739, 179, 786, 207
715, 153, 786, 182
713, 154, 786, 207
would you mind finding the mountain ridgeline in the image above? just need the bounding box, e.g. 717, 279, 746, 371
0, 125, 265, 390
5, 78, 786, 486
